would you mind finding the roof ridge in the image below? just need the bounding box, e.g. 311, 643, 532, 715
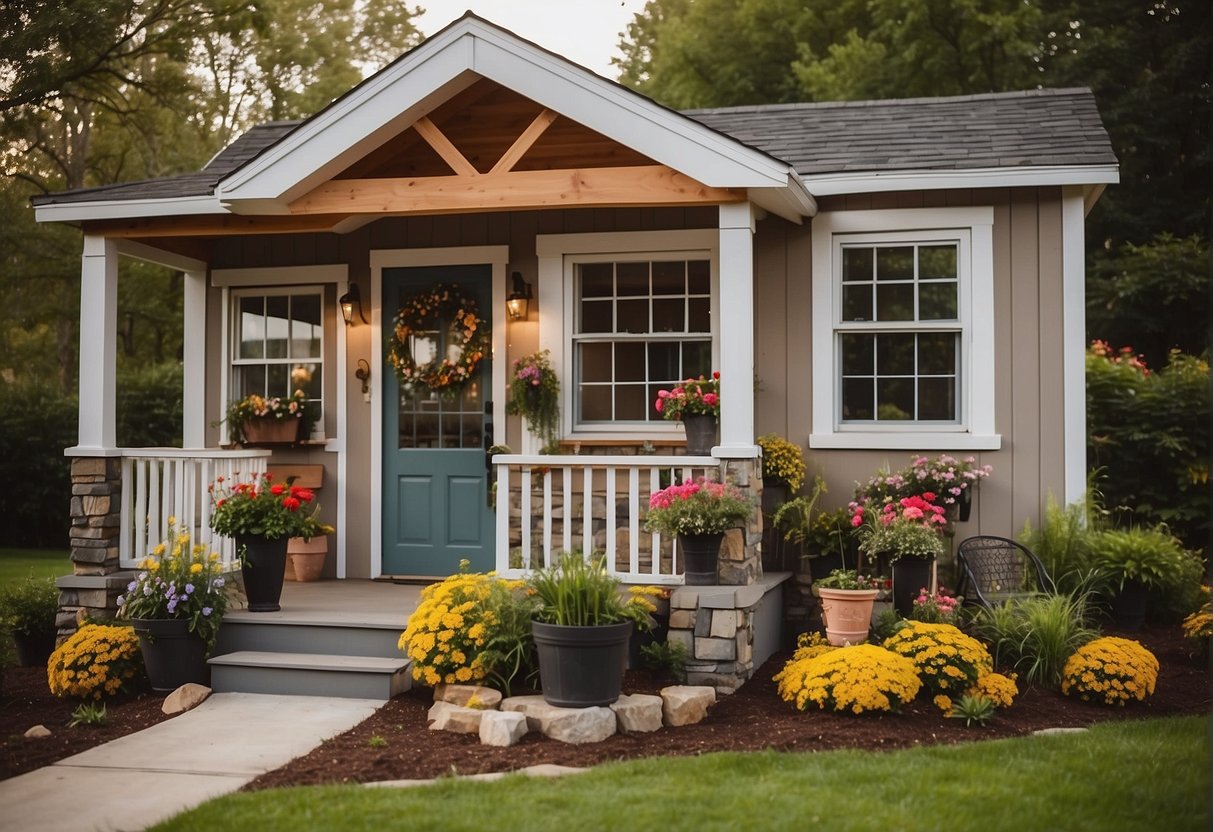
682, 87, 1095, 116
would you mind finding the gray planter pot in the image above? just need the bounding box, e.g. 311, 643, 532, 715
532, 619, 632, 707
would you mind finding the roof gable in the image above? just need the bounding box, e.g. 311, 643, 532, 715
215, 14, 800, 213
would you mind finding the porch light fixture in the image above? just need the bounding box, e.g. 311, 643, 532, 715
506, 271, 532, 321
339, 283, 367, 325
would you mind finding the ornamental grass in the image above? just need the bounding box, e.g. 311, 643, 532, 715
398, 563, 532, 691
1060, 636, 1159, 706
883, 621, 993, 697
47, 623, 142, 700
773, 643, 921, 714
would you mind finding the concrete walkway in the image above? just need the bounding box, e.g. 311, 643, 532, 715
0, 693, 383, 832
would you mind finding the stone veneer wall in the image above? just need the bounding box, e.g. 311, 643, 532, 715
57, 457, 128, 637
666, 573, 788, 693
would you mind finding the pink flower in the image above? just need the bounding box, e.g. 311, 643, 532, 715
702, 393, 718, 407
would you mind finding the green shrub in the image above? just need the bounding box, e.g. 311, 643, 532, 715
1087, 345, 1210, 549
1088, 526, 1205, 621
0, 383, 76, 547
1020, 494, 1098, 593
973, 590, 1100, 687
0, 576, 58, 638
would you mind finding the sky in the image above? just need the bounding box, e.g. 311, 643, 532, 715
414, 1, 651, 79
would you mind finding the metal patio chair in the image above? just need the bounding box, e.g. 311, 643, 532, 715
956, 535, 1057, 609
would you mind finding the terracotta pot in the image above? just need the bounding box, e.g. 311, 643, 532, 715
287, 536, 328, 582
817, 587, 879, 646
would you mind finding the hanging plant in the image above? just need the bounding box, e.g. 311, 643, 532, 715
386, 283, 491, 395
505, 350, 560, 447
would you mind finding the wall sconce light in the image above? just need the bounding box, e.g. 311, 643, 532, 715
339, 283, 368, 326
506, 271, 532, 321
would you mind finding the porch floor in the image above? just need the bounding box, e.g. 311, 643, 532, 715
224, 579, 423, 629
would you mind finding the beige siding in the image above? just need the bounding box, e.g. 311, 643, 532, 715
760, 188, 1068, 537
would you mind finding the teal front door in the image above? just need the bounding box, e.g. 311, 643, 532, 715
382, 265, 494, 576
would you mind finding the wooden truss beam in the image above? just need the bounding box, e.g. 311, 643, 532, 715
288, 165, 742, 215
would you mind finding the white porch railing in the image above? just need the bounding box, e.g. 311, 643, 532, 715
493, 453, 720, 585
118, 448, 272, 568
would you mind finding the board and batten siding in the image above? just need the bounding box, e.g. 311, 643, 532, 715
754, 187, 1068, 539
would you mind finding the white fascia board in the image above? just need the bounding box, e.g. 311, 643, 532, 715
749, 175, 817, 223
803, 164, 1120, 197
34, 194, 225, 224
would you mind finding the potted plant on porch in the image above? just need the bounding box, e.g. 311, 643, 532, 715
654, 372, 721, 455
644, 477, 753, 585
209, 473, 324, 612
854, 495, 947, 619
117, 519, 232, 691
813, 568, 883, 646
528, 552, 653, 707
223, 391, 311, 445
505, 349, 560, 451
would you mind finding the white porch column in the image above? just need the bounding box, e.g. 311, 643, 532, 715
717, 202, 757, 454
74, 235, 118, 451
182, 268, 207, 447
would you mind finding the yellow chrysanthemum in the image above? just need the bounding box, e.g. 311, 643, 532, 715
1061, 637, 1158, 706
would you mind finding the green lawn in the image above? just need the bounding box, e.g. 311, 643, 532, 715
0, 549, 70, 587
154, 715, 1208, 832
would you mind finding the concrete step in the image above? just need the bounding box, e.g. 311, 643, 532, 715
213, 619, 404, 659
209, 651, 412, 701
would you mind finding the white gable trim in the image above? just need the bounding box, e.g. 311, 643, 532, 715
215, 17, 801, 211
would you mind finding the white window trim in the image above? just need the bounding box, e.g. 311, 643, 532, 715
214, 263, 348, 578
536, 230, 719, 441
810, 208, 1000, 450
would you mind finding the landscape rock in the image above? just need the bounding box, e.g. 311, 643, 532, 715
434, 683, 502, 710
162, 683, 211, 715
661, 685, 716, 726
479, 710, 529, 747
610, 693, 663, 733
501, 695, 617, 744
427, 701, 486, 734
24, 725, 51, 739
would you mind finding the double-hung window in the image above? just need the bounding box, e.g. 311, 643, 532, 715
537, 229, 719, 439
811, 208, 999, 450
572, 256, 712, 426
230, 288, 324, 431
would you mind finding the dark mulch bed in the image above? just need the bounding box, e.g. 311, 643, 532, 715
2, 624, 1207, 788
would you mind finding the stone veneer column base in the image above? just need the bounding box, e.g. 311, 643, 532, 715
60, 457, 125, 637
665, 573, 789, 693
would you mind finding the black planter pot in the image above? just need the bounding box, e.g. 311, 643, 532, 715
236, 534, 289, 612
132, 618, 210, 692
12, 630, 56, 667
892, 557, 935, 618
958, 488, 973, 522
681, 414, 717, 456
679, 533, 724, 586
628, 614, 669, 669
532, 619, 633, 707
1110, 579, 1149, 630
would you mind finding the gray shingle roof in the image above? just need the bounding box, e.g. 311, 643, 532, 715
686, 87, 1116, 175
34, 88, 1114, 207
